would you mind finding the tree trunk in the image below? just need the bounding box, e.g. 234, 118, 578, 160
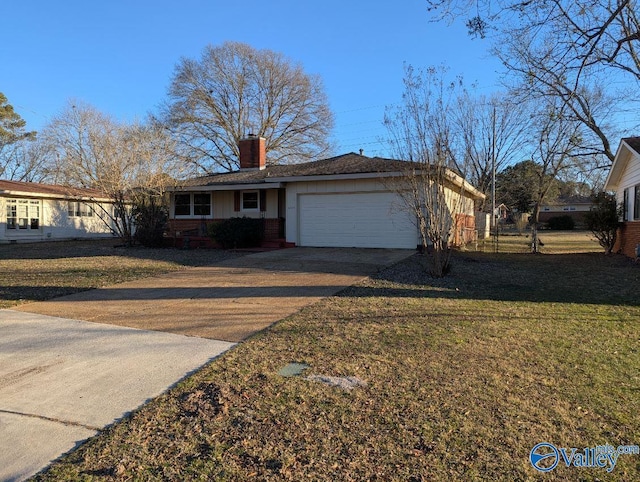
530, 203, 541, 254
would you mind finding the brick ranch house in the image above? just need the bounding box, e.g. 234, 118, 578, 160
605, 136, 640, 258
167, 136, 485, 250
538, 196, 593, 228
0, 180, 118, 243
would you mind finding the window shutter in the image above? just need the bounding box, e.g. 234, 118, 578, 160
260, 190, 267, 212
234, 191, 240, 212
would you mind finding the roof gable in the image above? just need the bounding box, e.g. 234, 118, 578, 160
605, 137, 640, 190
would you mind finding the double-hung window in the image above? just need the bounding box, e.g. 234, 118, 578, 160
193, 194, 211, 216
7, 199, 41, 230
174, 193, 212, 217
241, 191, 259, 211
635, 185, 640, 221
68, 201, 94, 218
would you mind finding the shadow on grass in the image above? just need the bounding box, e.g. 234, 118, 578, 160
339, 251, 640, 307
0, 239, 244, 266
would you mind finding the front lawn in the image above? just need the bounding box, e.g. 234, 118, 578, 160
0, 240, 243, 309
32, 236, 640, 481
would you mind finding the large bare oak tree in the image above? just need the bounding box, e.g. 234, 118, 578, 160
162, 41, 334, 174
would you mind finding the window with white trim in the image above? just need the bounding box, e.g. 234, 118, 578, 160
241, 191, 259, 211
67, 201, 94, 217
173, 193, 212, 217
6, 199, 41, 230
635, 185, 640, 221
623, 188, 630, 221
193, 194, 211, 216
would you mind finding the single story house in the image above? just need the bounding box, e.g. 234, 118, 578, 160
167, 136, 485, 250
0, 180, 118, 243
538, 196, 593, 227
604, 136, 640, 258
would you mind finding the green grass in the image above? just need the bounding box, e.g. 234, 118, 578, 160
17, 236, 640, 481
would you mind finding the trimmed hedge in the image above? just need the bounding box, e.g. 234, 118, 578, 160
208, 217, 264, 249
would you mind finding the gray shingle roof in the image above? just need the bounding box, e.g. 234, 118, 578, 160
623, 137, 640, 155
184, 153, 412, 187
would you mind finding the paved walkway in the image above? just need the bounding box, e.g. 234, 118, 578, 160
0, 247, 412, 480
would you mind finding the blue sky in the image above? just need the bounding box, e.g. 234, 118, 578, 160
2, 0, 503, 157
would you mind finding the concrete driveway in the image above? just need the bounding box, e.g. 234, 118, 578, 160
0, 247, 412, 481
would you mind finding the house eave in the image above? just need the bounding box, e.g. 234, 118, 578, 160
605, 138, 639, 191
0, 189, 112, 203
173, 182, 284, 192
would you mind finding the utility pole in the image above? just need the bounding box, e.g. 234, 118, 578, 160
491, 104, 498, 253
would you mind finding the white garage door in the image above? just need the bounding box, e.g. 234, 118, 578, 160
298, 192, 417, 248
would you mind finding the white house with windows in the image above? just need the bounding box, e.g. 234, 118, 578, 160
604, 137, 640, 258
0, 180, 118, 243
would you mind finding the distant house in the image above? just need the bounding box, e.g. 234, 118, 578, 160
0, 180, 118, 243
605, 137, 640, 258
494, 203, 509, 222
538, 196, 593, 227
167, 136, 485, 250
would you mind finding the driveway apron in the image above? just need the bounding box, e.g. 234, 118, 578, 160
12, 248, 413, 341
1, 247, 412, 480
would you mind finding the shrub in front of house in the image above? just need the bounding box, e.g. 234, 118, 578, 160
208, 217, 264, 249
546, 215, 575, 230
134, 200, 168, 247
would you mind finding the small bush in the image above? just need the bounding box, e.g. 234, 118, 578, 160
547, 215, 575, 230
584, 191, 622, 255
133, 200, 168, 247
208, 217, 264, 249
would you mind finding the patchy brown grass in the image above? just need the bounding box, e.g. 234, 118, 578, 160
0, 239, 244, 308
477, 229, 602, 254
22, 238, 640, 481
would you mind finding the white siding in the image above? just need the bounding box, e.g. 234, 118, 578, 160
285, 177, 478, 248
213, 190, 279, 219
0, 197, 116, 243
615, 150, 640, 220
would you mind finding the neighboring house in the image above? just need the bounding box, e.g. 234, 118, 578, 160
538, 196, 593, 227
494, 203, 509, 223
167, 136, 485, 250
604, 136, 640, 258
0, 180, 118, 243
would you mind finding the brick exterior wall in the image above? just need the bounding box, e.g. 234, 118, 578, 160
614, 221, 640, 258
167, 218, 284, 241
238, 136, 266, 169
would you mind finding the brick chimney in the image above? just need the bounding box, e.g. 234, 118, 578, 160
239, 135, 266, 170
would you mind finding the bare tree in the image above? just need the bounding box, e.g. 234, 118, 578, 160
40, 101, 187, 244
427, 0, 640, 79
162, 41, 334, 174
425, 0, 638, 171
528, 100, 584, 253
384, 65, 476, 277
498, 29, 625, 167
453, 91, 530, 211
